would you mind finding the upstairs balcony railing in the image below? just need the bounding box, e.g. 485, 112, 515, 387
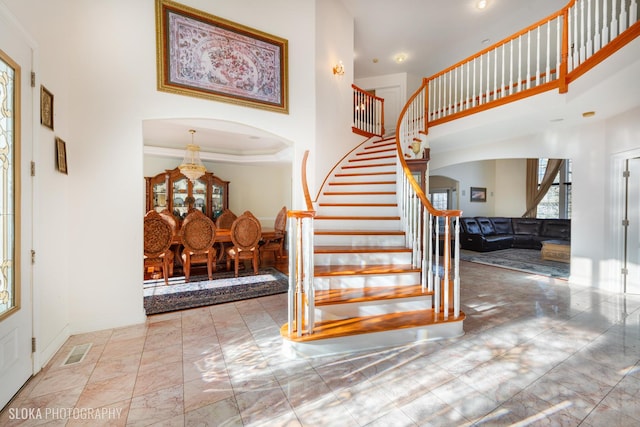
352, 84, 385, 137
427, 0, 639, 126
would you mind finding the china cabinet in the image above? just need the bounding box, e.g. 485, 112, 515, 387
145, 167, 229, 220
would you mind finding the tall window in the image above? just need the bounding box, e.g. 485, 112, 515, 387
537, 159, 572, 218
0, 50, 18, 319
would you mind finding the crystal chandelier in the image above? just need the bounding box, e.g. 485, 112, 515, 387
179, 129, 206, 182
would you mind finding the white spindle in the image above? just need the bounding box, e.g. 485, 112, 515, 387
573, 4, 579, 68
603, 0, 610, 45
472, 57, 477, 106
433, 216, 440, 315
526, 31, 532, 89
443, 217, 450, 319
545, 22, 551, 82
479, 54, 484, 104
493, 48, 498, 100
453, 68, 458, 114
303, 216, 314, 335
536, 26, 541, 86
580, 0, 586, 63
486, 52, 491, 102
501, 43, 505, 97
620, 0, 628, 33
632, 0, 638, 25
466, 61, 470, 110
518, 35, 522, 92
611, 0, 619, 40
453, 217, 460, 317
556, 16, 562, 78
595, 0, 601, 51
509, 40, 514, 95
448, 71, 452, 116
587, 0, 593, 58
426, 213, 433, 293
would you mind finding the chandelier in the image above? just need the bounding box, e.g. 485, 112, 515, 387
179, 129, 206, 182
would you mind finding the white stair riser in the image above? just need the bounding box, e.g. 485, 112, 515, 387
327, 183, 396, 193
314, 218, 401, 231
282, 321, 465, 358
315, 296, 432, 321
314, 251, 412, 265
314, 272, 421, 289
319, 194, 396, 204
313, 234, 406, 246
315, 206, 398, 218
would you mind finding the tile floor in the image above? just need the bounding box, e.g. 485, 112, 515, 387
1, 261, 640, 426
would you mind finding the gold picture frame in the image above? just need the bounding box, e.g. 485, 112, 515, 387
55, 137, 68, 174
155, 0, 288, 113
40, 85, 54, 130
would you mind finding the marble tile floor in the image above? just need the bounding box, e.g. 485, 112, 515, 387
1, 261, 640, 426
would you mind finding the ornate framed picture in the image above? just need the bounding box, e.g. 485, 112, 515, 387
55, 137, 68, 174
40, 85, 54, 130
155, 0, 288, 113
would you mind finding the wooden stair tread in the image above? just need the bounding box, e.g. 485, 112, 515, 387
314, 264, 419, 275
314, 215, 400, 220
280, 309, 466, 342
342, 162, 395, 169
318, 203, 397, 207
335, 172, 395, 177
314, 245, 411, 253
349, 155, 395, 162
328, 180, 395, 185
322, 191, 395, 195
315, 230, 405, 235
314, 285, 430, 305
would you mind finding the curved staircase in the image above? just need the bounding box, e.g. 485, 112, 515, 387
281, 137, 465, 358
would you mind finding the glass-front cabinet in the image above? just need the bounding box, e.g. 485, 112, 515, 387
145, 167, 229, 221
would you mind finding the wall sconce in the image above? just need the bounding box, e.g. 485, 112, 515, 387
333, 61, 345, 76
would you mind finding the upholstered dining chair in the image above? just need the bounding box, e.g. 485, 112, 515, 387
260, 206, 287, 265
143, 210, 174, 284
226, 211, 262, 277
158, 208, 179, 274
180, 209, 217, 282
215, 209, 237, 262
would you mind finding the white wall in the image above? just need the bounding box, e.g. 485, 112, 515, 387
313, 0, 363, 200
1, 0, 320, 370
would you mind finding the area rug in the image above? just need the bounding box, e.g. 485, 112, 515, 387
459, 248, 569, 279
143, 267, 289, 315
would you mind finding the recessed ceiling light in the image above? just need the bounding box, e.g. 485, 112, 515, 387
582, 111, 596, 118
550, 118, 564, 122
477, 0, 488, 9
372, 58, 379, 63
481, 38, 491, 45
394, 54, 407, 64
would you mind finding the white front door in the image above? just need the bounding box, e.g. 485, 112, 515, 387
0, 7, 35, 408
625, 157, 640, 294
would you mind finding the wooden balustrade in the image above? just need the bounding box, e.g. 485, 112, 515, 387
352, 84, 385, 137
426, 0, 639, 127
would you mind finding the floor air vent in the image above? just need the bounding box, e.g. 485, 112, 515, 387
62, 343, 92, 366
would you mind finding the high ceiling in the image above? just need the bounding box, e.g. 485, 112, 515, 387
341, 0, 568, 79
143, 0, 573, 163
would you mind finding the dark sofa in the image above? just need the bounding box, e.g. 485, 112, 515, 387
459, 217, 570, 252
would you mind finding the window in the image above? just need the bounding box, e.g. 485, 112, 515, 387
537, 159, 571, 219
429, 190, 449, 210
0, 51, 18, 319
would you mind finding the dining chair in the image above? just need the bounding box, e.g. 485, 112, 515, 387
180, 209, 217, 282
260, 206, 287, 265
226, 211, 262, 277
158, 208, 179, 275
215, 209, 237, 262
143, 210, 174, 284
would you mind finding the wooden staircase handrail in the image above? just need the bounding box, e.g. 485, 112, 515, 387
301, 150, 315, 212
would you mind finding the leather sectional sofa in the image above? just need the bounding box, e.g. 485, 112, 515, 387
459, 217, 571, 252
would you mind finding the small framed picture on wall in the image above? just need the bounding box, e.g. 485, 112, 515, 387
470, 187, 486, 202
55, 137, 68, 174
40, 85, 54, 130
